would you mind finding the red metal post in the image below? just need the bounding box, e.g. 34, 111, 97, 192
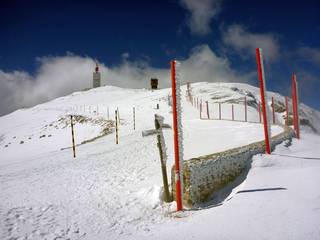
256, 48, 271, 154
219, 102, 221, 120
232, 104, 234, 121
206, 101, 210, 119
271, 97, 275, 124
292, 74, 300, 139
285, 96, 289, 126
170, 60, 182, 211
244, 96, 247, 122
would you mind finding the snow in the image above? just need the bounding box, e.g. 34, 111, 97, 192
0, 82, 319, 239
143, 132, 320, 240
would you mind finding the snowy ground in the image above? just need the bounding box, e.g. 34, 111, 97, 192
0, 83, 319, 239
143, 132, 320, 240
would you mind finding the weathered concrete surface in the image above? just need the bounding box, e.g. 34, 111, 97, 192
171, 126, 294, 207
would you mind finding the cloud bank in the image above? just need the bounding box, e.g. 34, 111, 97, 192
180, 0, 222, 36
0, 45, 250, 116
222, 24, 280, 62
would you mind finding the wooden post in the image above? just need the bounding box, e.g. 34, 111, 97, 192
272, 97, 275, 124
133, 107, 136, 130
115, 110, 119, 144
285, 96, 289, 126
155, 115, 171, 203
206, 101, 210, 119
219, 102, 221, 120
70, 115, 76, 158
200, 101, 202, 119
244, 96, 247, 122
232, 104, 234, 121
258, 103, 262, 123
117, 108, 120, 124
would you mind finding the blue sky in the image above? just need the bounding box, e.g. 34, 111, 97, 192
0, 0, 319, 115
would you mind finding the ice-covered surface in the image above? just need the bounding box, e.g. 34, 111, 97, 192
0, 82, 319, 239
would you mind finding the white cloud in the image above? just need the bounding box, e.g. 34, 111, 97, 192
180, 0, 222, 36
0, 45, 252, 116
296, 46, 320, 65
222, 24, 280, 62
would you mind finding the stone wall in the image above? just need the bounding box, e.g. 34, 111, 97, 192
171, 126, 294, 207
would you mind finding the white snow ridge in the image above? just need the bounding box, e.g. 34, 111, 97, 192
0, 82, 320, 240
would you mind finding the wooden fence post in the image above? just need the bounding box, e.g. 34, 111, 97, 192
232, 104, 234, 121
133, 107, 136, 130
70, 115, 76, 158
115, 110, 119, 144
271, 97, 275, 124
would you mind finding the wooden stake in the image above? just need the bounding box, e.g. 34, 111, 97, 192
232, 104, 234, 121
285, 96, 289, 125
70, 115, 76, 158
206, 101, 210, 119
133, 107, 136, 130
115, 110, 119, 144
244, 96, 247, 122
155, 115, 171, 202
272, 97, 275, 124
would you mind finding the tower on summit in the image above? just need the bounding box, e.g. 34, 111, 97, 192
93, 61, 101, 88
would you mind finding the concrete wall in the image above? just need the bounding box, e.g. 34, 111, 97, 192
171, 126, 294, 207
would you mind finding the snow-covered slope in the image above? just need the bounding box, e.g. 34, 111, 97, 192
0, 82, 319, 240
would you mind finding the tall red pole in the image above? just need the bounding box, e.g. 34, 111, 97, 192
244, 96, 247, 122
256, 48, 271, 154
271, 97, 275, 124
171, 60, 183, 211
219, 102, 221, 120
292, 74, 300, 139
285, 96, 289, 126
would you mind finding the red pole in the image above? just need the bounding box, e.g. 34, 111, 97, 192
256, 48, 271, 154
232, 104, 234, 121
285, 96, 289, 126
170, 60, 182, 211
272, 97, 275, 124
292, 74, 300, 139
219, 102, 221, 120
206, 101, 210, 119
244, 96, 247, 122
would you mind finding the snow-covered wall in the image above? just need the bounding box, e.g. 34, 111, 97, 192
172, 126, 295, 207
